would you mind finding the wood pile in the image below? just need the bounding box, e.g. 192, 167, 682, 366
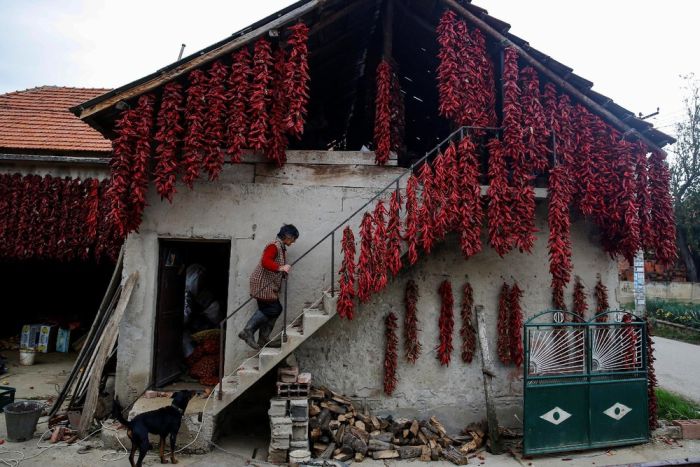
308, 386, 485, 464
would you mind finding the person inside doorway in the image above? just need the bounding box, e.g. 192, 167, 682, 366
239, 224, 299, 350
182, 263, 222, 358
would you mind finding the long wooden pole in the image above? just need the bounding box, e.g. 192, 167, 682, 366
440, 0, 670, 155
382, 0, 394, 59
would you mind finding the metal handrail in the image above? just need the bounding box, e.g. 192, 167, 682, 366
216, 125, 501, 399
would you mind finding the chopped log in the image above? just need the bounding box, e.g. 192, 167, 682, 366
371, 431, 393, 443
309, 403, 321, 417
368, 439, 392, 451
459, 430, 485, 454
321, 401, 347, 414
420, 426, 438, 441
332, 395, 352, 405
420, 445, 432, 461
355, 420, 366, 432
372, 450, 399, 460
356, 413, 371, 425
335, 424, 346, 445
320, 442, 335, 459
409, 420, 419, 437
338, 414, 347, 423
354, 451, 365, 462
431, 447, 440, 461
398, 446, 422, 459
310, 426, 322, 441
333, 451, 353, 462
442, 445, 470, 465
329, 420, 340, 430
341, 431, 368, 456
402, 429, 410, 439
429, 416, 449, 438
370, 415, 381, 431
418, 430, 429, 445
380, 418, 390, 430
318, 408, 331, 431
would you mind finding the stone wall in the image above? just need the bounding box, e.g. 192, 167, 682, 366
619, 280, 700, 304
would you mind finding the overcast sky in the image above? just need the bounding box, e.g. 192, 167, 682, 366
1, 0, 697, 139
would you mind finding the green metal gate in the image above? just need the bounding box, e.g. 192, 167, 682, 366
523, 310, 648, 455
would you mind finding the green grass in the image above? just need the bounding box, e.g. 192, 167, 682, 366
652, 321, 700, 345
656, 388, 700, 421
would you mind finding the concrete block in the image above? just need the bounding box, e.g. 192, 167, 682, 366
270, 435, 291, 450
290, 399, 308, 421
271, 417, 293, 437
269, 398, 289, 417
292, 421, 309, 441
290, 440, 309, 450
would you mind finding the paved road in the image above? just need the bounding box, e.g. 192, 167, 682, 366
653, 336, 700, 403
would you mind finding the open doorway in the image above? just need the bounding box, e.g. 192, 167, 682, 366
153, 239, 231, 389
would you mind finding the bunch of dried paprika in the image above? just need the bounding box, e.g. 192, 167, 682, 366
497, 282, 511, 365
404, 174, 420, 266
372, 200, 389, 293
283, 22, 310, 138
384, 312, 399, 395
248, 38, 273, 153
182, 70, 208, 188
437, 280, 454, 366
226, 48, 251, 163
572, 276, 587, 322
374, 60, 392, 165
154, 82, 184, 201
356, 212, 375, 304
202, 61, 229, 180
337, 226, 356, 320
509, 282, 524, 368
404, 279, 421, 363
460, 282, 476, 364
386, 189, 403, 277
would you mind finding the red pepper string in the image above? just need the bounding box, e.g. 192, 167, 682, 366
457, 136, 483, 259
418, 162, 437, 254
97, 179, 124, 263
573, 105, 598, 215
460, 282, 476, 364
572, 276, 587, 322
443, 142, 461, 233
248, 38, 273, 153
86, 178, 100, 246
548, 163, 572, 312
374, 60, 392, 165
431, 150, 450, 242
265, 49, 289, 166
372, 200, 389, 294
153, 82, 183, 202
520, 67, 549, 174
337, 226, 356, 320
0, 174, 9, 257
182, 70, 208, 188
383, 311, 399, 395
356, 211, 375, 304
126, 94, 156, 234
48, 176, 63, 259
616, 139, 641, 263
509, 282, 524, 368
594, 278, 609, 322
404, 174, 420, 266
622, 313, 638, 369
648, 150, 678, 266
202, 60, 229, 180
646, 320, 658, 430
389, 65, 405, 155
635, 143, 653, 251
34, 176, 50, 258
470, 28, 497, 128
437, 280, 454, 366
63, 178, 81, 261
78, 179, 93, 260
487, 138, 513, 257
497, 282, 512, 365
56, 177, 71, 261
283, 22, 310, 139
436, 9, 461, 122
226, 48, 251, 163
386, 189, 403, 277
16, 175, 33, 259
107, 106, 138, 236
404, 279, 422, 363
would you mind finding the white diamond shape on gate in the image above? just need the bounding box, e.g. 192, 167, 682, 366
540, 407, 572, 425
603, 403, 632, 420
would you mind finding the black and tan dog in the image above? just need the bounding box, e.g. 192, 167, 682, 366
113, 390, 194, 466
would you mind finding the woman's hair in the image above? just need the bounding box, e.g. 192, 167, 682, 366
278, 224, 299, 240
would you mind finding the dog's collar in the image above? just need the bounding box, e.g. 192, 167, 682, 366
171, 404, 184, 415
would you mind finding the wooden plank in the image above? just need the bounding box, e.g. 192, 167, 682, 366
474, 305, 504, 454
0, 153, 110, 166
75, 1, 320, 120
79, 272, 138, 435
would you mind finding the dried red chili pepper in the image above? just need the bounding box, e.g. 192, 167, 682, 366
431, 150, 450, 242
389, 66, 405, 155
374, 60, 392, 165
182, 70, 208, 188
404, 174, 420, 265
248, 38, 273, 152
418, 162, 436, 254
615, 139, 641, 263
509, 282, 524, 368
497, 282, 511, 365
470, 28, 497, 128
0, 174, 10, 257
226, 48, 251, 163
337, 226, 356, 320
572, 276, 587, 322
487, 138, 513, 257
437, 280, 454, 366
202, 60, 229, 180
265, 49, 289, 166
437, 10, 461, 122
460, 282, 476, 364
622, 313, 638, 369
386, 189, 403, 277
127, 94, 156, 233
594, 278, 609, 322
107, 106, 137, 236
635, 143, 653, 251
648, 150, 677, 266
283, 22, 310, 138
356, 212, 374, 304
372, 200, 388, 294
153, 82, 183, 202
404, 279, 421, 363
457, 136, 483, 259
646, 320, 658, 430
85, 178, 100, 246
520, 67, 549, 174
383, 311, 399, 395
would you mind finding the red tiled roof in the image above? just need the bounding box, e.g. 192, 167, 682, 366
0, 86, 112, 153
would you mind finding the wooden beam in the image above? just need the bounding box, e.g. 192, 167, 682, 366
440, 0, 669, 154
75, 0, 320, 120
382, 0, 394, 59
0, 153, 110, 166
474, 305, 504, 455
310, 0, 375, 34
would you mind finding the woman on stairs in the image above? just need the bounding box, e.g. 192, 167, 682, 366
239, 224, 299, 350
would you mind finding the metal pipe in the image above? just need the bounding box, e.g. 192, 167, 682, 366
330, 231, 335, 297
218, 320, 225, 400
283, 276, 288, 343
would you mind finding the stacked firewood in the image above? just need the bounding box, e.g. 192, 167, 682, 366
308, 386, 485, 464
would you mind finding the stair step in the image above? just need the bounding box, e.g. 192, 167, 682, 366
323, 291, 338, 317
259, 347, 282, 369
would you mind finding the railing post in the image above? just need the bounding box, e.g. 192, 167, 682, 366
330, 231, 335, 297
283, 276, 288, 343
218, 320, 225, 400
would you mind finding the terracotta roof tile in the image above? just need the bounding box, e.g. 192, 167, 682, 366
0, 86, 112, 153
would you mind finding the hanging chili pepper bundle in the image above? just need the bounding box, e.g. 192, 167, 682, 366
202, 60, 229, 180
383, 312, 399, 396
418, 162, 437, 254
460, 282, 476, 364
615, 139, 641, 263
389, 66, 405, 155
63, 179, 82, 261
443, 142, 461, 232
56, 178, 71, 260
0, 175, 9, 257
497, 282, 511, 365
436, 9, 461, 122
337, 226, 356, 320
572, 276, 587, 322
226, 48, 251, 163
647, 150, 677, 266
372, 200, 389, 293
509, 282, 524, 368
386, 189, 403, 277
48, 176, 63, 258
594, 278, 609, 322
487, 138, 513, 257
622, 313, 638, 369
85, 178, 100, 245
374, 60, 392, 165
153, 81, 183, 201
572, 105, 597, 212
548, 162, 572, 312
127, 94, 156, 233
646, 320, 658, 430
107, 106, 138, 236
266, 49, 289, 166
283, 22, 310, 138
437, 280, 454, 366
635, 143, 653, 251
248, 38, 273, 153
431, 151, 450, 242
520, 67, 549, 173
470, 28, 497, 128
34, 176, 50, 258
404, 174, 420, 266
457, 136, 483, 259
404, 279, 421, 363
356, 212, 374, 303
15, 175, 34, 259
182, 70, 208, 188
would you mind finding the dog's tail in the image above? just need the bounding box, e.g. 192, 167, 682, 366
112, 398, 131, 428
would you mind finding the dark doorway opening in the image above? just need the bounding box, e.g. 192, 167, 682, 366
153, 239, 231, 389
